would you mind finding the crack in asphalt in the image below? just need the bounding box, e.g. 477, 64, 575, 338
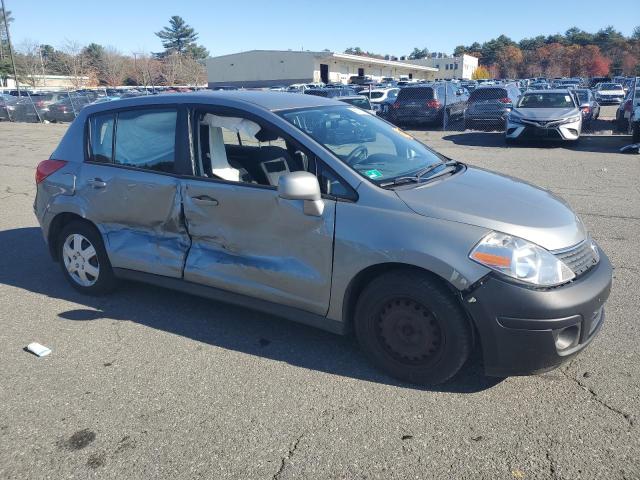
272, 432, 304, 480
561, 368, 634, 428
546, 449, 559, 480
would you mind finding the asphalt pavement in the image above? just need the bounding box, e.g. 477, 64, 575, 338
0, 114, 638, 479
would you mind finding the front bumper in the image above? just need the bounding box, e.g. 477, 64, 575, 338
506, 118, 581, 141
463, 251, 612, 376
596, 96, 623, 104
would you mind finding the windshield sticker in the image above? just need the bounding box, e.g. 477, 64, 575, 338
565, 95, 571, 102
365, 169, 383, 179
348, 107, 367, 115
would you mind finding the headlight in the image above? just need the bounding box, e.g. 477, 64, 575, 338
562, 115, 581, 124
508, 112, 524, 123
589, 238, 600, 263
469, 232, 575, 287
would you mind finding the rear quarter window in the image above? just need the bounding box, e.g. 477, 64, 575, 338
88, 113, 115, 163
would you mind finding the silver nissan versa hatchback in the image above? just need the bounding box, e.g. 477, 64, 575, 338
35, 92, 612, 385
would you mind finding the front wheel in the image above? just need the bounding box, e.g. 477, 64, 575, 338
58, 221, 116, 295
354, 270, 471, 385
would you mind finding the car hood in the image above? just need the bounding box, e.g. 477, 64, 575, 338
395, 166, 586, 251
513, 107, 578, 120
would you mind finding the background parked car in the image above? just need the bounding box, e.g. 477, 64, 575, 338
305, 87, 358, 98
615, 87, 639, 131
506, 89, 582, 143
593, 83, 625, 104
388, 83, 468, 127
570, 88, 600, 124
464, 83, 521, 130
44, 95, 92, 122
359, 88, 399, 114
335, 95, 376, 113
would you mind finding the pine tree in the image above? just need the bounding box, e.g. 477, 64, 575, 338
155, 16, 208, 60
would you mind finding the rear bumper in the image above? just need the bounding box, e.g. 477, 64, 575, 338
463, 252, 612, 376
390, 109, 441, 123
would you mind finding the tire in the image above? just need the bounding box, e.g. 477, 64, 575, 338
354, 270, 471, 385
633, 123, 640, 144
616, 114, 628, 132
57, 221, 116, 295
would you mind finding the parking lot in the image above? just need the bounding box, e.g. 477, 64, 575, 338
0, 121, 638, 479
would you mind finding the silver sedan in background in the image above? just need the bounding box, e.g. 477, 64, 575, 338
506, 89, 583, 142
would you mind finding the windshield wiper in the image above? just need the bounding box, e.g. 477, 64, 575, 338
380, 160, 459, 187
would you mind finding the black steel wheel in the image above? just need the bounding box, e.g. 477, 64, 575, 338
355, 270, 472, 385
376, 298, 443, 366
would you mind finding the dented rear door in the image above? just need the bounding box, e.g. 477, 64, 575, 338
181, 180, 336, 316
79, 107, 190, 278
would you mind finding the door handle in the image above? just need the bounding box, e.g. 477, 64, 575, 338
191, 194, 219, 205
88, 178, 107, 189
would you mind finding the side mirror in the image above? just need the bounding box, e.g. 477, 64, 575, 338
278, 171, 324, 216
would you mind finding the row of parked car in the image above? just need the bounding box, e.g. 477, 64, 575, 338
283, 76, 638, 143
0, 86, 204, 123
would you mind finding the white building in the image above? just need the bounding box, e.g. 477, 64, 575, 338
206, 50, 438, 88
407, 54, 479, 80
2, 74, 91, 90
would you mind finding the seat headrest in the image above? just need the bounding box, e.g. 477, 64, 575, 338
254, 128, 280, 143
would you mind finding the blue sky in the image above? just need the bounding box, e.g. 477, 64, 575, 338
7, 0, 638, 56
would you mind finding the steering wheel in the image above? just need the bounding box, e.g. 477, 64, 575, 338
345, 145, 368, 165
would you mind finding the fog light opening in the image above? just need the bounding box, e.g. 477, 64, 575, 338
554, 325, 580, 351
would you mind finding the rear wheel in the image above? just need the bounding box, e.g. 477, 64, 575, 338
58, 221, 116, 295
354, 270, 471, 385
617, 113, 628, 131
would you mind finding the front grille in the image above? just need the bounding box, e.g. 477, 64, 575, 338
554, 240, 598, 277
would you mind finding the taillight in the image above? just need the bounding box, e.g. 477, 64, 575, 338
36, 159, 67, 184
426, 100, 441, 109
391, 103, 400, 109
499, 97, 512, 104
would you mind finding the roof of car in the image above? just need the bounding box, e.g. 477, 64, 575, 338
81, 90, 343, 116
524, 89, 573, 94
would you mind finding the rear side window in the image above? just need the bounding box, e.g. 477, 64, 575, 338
88, 113, 115, 163
397, 87, 434, 101
114, 109, 177, 173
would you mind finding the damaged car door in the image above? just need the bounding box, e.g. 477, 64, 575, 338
81, 107, 190, 278
180, 110, 336, 316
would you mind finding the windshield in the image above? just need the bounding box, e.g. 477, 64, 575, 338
518, 93, 575, 108
370, 91, 384, 99
469, 88, 507, 101
397, 87, 434, 101
279, 105, 443, 183
575, 91, 589, 103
